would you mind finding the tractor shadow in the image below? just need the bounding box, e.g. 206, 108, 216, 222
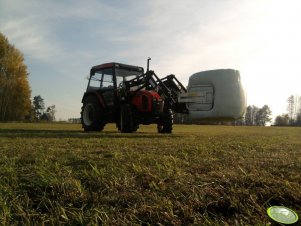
0, 129, 182, 139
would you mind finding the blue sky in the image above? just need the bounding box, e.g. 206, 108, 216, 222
1, 0, 301, 120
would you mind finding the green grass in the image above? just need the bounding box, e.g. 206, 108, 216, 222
0, 123, 300, 225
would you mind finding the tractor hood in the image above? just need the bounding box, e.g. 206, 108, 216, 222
178, 69, 246, 121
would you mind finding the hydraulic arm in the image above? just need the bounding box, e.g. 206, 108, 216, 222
119, 70, 188, 113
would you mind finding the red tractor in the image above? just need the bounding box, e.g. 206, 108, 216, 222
81, 59, 188, 133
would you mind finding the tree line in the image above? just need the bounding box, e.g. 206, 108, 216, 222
274, 95, 301, 126
234, 105, 272, 126
174, 105, 273, 126
0, 32, 56, 122
222, 96, 301, 127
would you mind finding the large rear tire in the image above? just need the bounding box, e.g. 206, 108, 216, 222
120, 104, 135, 133
81, 96, 105, 132
157, 109, 173, 134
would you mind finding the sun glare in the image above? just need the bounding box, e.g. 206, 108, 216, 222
241, 0, 301, 116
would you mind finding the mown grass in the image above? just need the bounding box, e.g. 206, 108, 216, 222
0, 123, 300, 225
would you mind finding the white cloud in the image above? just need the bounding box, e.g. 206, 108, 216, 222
0, 0, 115, 63
1, 17, 61, 61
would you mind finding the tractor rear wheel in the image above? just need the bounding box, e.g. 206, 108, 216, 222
120, 104, 135, 133
81, 96, 105, 132
157, 109, 173, 134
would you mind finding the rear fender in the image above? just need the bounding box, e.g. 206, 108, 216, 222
82, 92, 105, 108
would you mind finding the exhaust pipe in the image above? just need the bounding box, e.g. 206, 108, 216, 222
147, 57, 151, 72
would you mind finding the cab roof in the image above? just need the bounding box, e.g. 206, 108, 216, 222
91, 62, 144, 73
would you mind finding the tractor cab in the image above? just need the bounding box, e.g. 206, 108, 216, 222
84, 62, 145, 111
87, 63, 144, 92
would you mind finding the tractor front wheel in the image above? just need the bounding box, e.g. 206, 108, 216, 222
81, 96, 105, 132
157, 109, 173, 134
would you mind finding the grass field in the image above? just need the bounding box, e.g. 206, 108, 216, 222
0, 123, 300, 225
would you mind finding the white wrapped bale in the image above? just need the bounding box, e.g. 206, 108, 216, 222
179, 69, 246, 121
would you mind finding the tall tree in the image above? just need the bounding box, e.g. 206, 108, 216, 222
296, 96, 301, 126
287, 95, 294, 123
295, 112, 301, 126
42, 105, 56, 122
256, 105, 272, 126
33, 95, 45, 120
0, 33, 31, 121
245, 105, 259, 126
286, 95, 301, 125
244, 106, 253, 125
244, 105, 271, 126
274, 114, 290, 126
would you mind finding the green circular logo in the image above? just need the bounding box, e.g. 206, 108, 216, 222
267, 206, 298, 224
